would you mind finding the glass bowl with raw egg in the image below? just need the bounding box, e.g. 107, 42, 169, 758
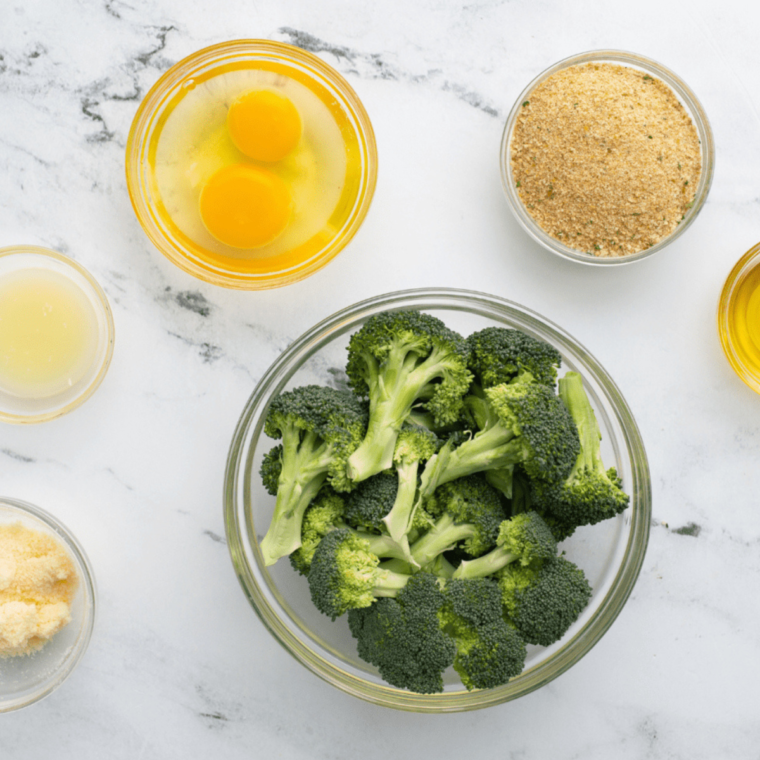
0, 246, 115, 425
126, 40, 378, 290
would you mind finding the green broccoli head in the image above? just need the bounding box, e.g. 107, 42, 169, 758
348, 572, 456, 694
531, 371, 629, 531
467, 327, 562, 389
259, 444, 283, 496
451, 510, 557, 580
308, 528, 410, 620
497, 511, 557, 566
422, 474, 506, 558
530, 508, 578, 544
533, 467, 630, 534
289, 488, 346, 576
485, 381, 580, 485
259, 385, 369, 566
439, 578, 526, 690
498, 556, 592, 647
508, 468, 577, 543
439, 475, 506, 555
264, 384, 368, 493
393, 424, 439, 467
415, 382, 579, 507
345, 310, 472, 483
344, 471, 397, 532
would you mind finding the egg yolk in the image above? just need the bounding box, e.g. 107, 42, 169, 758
199, 164, 292, 249
227, 90, 302, 162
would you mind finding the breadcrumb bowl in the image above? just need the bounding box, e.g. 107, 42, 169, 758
224, 289, 651, 711
0, 497, 96, 713
500, 50, 714, 266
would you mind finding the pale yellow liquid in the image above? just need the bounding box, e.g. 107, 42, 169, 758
0, 269, 99, 398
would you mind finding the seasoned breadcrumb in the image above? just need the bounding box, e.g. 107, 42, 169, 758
511, 63, 701, 257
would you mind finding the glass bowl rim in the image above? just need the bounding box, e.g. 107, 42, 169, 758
224, 287, 652, 712
0, 495, 97, 713
125, 38, 378, 290
0, 245, 115, 424
717, 241, 760, 394
499, 49, 715, 266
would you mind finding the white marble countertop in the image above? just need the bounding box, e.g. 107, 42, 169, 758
2, 0, 760, 757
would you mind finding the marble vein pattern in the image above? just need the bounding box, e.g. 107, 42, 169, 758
1, 0, 760, 758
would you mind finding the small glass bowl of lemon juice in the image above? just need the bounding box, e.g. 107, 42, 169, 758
0, 246, 114, 424
126, 40, 378, 289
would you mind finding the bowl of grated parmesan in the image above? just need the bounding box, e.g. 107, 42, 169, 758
0, 497, 96, 712
500, 50, 714, 265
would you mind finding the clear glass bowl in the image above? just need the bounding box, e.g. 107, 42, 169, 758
0, 497, 97, 712
718, 242, 760, 393
500, 50, 715, 266
0, 246, 115, 424
126, 39, 378, 290
224, 289, 651, 711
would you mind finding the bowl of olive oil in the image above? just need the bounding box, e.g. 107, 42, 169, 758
0, 246, 114, 424
126, 40, 378, 290
718, 242, 760, 394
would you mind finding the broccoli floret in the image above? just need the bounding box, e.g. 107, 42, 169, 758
531, 371, 630, 531
410, 474, 506, 568
348, 573, 456, 694
259, 444, 283, 495
344, 472, 397, 532
438, 578, 526, 690
308, 528, 412, 619
289, 488, 347, 575
484, 382, 580, 484
418, 382, 580, 502
452, 511, 557, 579
345, 310, 472, 483
382, 425, 439, 551
467, 327, 562, 389
498, 555, 592, 646
291, 489, 411, 576
507, 468, 575, 543
259, 385, 368, 566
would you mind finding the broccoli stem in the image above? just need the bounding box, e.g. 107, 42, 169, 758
441, 429, 527, 484
425, 554, 457, 579
372, 568, 412, 597
382, 460, 419, 547
260, 428, 335, 566
346, 399, 404, 481
451, 547, 518, 580
260, 473, 326, 566
347, 345, 461, 482
558, 372, 603, 476
378, 558, 415, 574
358, 531, 411, 563
417, 432, 526, 513
485, 466, 514, 498
409, 513, 478, 568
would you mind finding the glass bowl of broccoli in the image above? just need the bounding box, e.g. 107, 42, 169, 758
224, 288, 651, 711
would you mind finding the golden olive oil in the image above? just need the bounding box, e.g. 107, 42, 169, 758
725, 262, 760, 376
0, 268, 99, 398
